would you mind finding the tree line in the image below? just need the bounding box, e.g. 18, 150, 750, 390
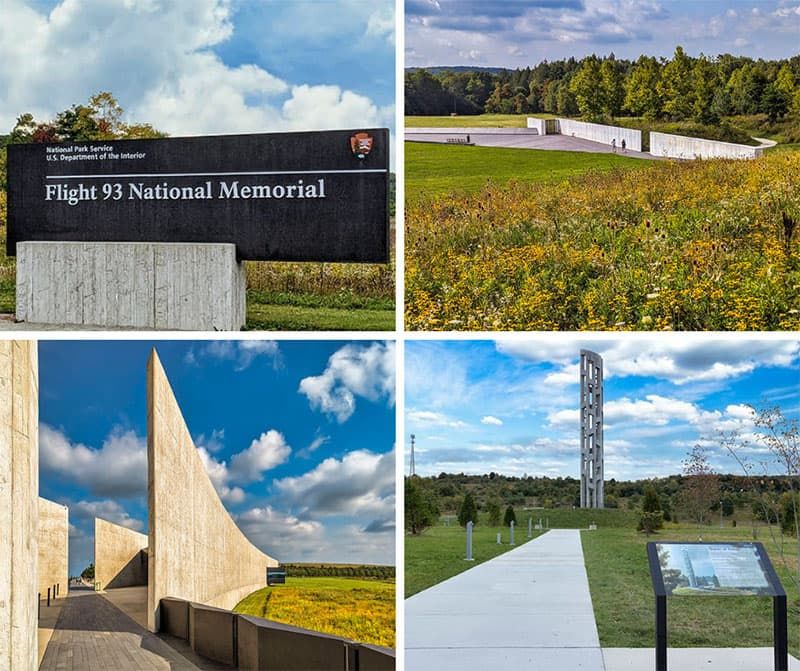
405, 48, 800, 124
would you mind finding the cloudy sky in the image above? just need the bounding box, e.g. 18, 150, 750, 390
0, 0, 394, 150
38, 340, 395, 576
406, 0, 800, 67
406, 337, 800, 481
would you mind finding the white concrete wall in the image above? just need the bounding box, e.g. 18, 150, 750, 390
16, 242, 245, 330
526, 118, 547, 135
95, 518, 148, 590
147, 350, 278, 632
37, 498, 68, 599
556, 119, 642, 152
0, 342, 39, 671
650, 131, 763, 160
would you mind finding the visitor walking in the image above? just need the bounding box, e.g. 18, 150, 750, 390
611, 138, 616, 153
621, 138, 627, 153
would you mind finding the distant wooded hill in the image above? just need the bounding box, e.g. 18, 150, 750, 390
405, 48, 800, 127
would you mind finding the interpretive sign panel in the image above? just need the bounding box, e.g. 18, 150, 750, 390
7, 129, 390, 262
647, 541, 787, 671
651, 542, 778, 596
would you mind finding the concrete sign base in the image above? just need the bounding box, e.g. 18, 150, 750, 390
16, 241, 245, 330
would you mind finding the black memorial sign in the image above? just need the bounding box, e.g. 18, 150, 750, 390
7, 128, 390, 263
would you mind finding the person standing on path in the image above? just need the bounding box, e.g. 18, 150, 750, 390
621, 138, 626, 153
611, 138, 617, 153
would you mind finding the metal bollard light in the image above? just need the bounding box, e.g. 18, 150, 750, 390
528, 517, 532, 538
510, 520, 515, 545
466, 521, 474, 561
496, 532, 501, 544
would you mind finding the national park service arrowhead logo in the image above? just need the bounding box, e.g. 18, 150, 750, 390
350, 132, 373, 159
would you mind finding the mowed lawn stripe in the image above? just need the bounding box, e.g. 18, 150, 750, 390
406, 142, 651, 198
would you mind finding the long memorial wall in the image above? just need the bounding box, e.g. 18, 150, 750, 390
556, 118, 642, 152
95, 517, 149, 590
0, 341, 39, 671
525, 117, 547, 135
650, 131, 764, 160
37, 498, 68, 599
147, 349, 278, 632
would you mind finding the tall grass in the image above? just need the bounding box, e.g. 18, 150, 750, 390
406, 150, 800, 331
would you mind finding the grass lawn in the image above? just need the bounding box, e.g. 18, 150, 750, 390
234, 576, 395, 648
245, 290, 394, 330
582, 523, 800, 656
0, 282, 394, 330
406, 114, 555, 128
405, 518, 542, 598
405, 142, 651, 199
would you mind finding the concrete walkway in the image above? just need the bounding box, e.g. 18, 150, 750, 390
604, 647, 800, 670
406, 127, 657, 160
405, 529, 604, 670
39, 587, 230, 670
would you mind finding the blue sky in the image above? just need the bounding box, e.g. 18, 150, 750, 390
37, 340, 395, 576
0, 1, 394, 154
406, 337, 800, 481
406, 0, 800, 67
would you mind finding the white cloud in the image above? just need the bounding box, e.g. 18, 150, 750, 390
297, 434, 330, 459
229, 430, 292, 483
274, 448, 395, 520
500, 339, 800, 387
197, 446, 245, 504
299, 342, 395, 422
70, 499, 144, 532
186, 340, 281, 371
236, 506, 393, 564
481, 415, 503, 426
0, 0, 393, 140
407, 410, 467, 428
40, 424, 146, 497
197, 429, 291, 501
195, 428, 225, 453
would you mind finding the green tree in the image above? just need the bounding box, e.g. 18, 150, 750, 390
761, 82, 789, 123
659, 46, 694, 119
503, 505, 517, 527
570, 56, 605, 120
691, 56, 719, 124
487, 500, 502, 526
458, 492, 478, 527
601, 58, 624, 117
638, 485, 664, 534
405, 478, 439, 535
624, 55, 663, 118
81, 563, 95, 581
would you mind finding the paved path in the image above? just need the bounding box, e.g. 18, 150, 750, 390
604, 647, 800, 670
405, 529, 604, 670
39, 588, 230, 670
406, 127, 657, 160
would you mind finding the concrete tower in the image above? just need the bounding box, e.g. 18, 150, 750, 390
580, 350, 604, 508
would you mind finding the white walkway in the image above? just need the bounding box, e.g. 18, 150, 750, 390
405, 529, 604, 670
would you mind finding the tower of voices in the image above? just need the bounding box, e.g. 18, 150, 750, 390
580, 350, 604, 509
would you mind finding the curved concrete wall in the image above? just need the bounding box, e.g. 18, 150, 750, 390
0, 341, 38, 671
37, 498, 68, 598
556, 119, 642, 152
95, 517, 148, 590
146, 350, 277, 632
650, 131, 763, 160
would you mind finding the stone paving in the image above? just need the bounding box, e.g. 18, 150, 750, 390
39, 588, 230, 671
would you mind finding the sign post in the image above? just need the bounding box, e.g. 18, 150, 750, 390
647, 541, 787, 671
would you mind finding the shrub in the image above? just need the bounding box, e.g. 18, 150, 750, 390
503, 505, 517, 526
458, 492, 478, 527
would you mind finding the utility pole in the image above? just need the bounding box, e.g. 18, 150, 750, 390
410, 434, 416, 476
